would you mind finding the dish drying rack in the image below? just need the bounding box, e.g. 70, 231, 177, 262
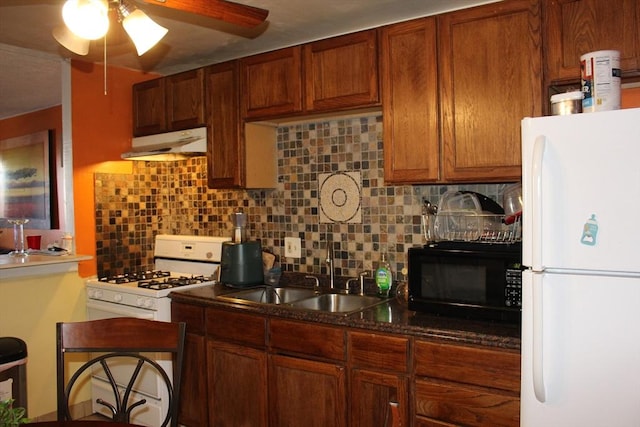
423, 211, 521, 243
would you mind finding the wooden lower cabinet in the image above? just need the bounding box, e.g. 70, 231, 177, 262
179, 333, 208, 426
207, 340, 268, 426
269, 354, 347, 426
171, 302, 208, 426
172, 301, 521, 427
414, 340, 521, 427
348, 331, 410, 427
350, 368, 408, 427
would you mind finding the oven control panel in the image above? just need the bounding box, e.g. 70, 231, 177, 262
87, 287, 158, 311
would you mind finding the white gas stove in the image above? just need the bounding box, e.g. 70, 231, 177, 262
86, 234, 230, 318
85, 234, 230, 426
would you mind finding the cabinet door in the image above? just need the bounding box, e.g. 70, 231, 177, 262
205, 61, 243, 189
380, 17, 440, 184
241, 46, 303, 119
171, 303, 208, 426
350, 369, 408, 427
304, 30, 379, 112
165, 69, 205, 131
179, 334, 208, 426
438, 0, 542, 182
171, 302, 208, 427
269, 354, 346, 427
544, 0, 640, 83
207, 340, 268, 427
132, 78, 166, 136
415, 380, 520, 427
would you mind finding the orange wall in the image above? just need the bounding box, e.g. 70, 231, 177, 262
622, 86, 640, 108
0, 106, 66, 250
71, 61, 158, 277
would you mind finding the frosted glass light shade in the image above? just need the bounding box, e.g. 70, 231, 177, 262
121, 9, 168, 56
62, 0, 109, 40
52, 25, 90, 55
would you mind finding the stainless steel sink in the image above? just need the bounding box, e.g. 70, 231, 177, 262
218, 286, 318, 305
288, 293, 387, 314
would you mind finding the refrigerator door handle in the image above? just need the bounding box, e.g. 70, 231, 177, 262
532, 272, 546, 402
532, 135, 546, 272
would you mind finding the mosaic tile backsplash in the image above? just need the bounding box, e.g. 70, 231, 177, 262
94, 114, 516, 280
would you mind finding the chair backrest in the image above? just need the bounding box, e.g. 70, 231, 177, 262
56, 318, 186, 427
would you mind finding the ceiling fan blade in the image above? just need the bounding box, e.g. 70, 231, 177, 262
142, 0, 269, 28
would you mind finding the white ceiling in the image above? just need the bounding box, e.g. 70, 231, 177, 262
0, 0, 498, 119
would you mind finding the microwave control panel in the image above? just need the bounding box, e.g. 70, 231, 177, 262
504, 268, 522, 308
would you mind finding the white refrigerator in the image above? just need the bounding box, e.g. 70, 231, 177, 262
521, 107, 640, 426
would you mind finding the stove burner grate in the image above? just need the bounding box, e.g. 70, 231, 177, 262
137, 275, 209, 290
99, 270, 171, 284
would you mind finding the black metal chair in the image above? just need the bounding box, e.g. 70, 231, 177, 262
56, 318, 186, 427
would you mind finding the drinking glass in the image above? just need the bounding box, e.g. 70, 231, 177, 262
8, 218, 29, 257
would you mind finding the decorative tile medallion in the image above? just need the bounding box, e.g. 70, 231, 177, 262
319, 171, 362, 224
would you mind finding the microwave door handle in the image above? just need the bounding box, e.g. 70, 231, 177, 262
532, 273, 546, 402
531, 136, 545, 272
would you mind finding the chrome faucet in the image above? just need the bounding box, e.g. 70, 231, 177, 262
346, 270, 369, 295
305, 275, 321, 294
325, 243, 335, 290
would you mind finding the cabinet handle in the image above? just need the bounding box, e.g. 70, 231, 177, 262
385, 401, 401, 427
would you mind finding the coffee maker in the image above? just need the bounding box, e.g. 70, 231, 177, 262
219, 211, 264, 287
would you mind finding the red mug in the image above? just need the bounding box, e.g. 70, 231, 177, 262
26, 235, 42, 250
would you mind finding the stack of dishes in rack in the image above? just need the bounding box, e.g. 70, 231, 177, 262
433, 190, 520, 242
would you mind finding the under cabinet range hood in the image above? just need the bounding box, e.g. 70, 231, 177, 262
121, 127, 207, 161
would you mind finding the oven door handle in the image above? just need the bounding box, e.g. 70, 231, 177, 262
86, 302, 155, 319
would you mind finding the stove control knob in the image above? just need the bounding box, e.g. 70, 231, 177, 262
143, 299, 154, 309
113, 294, 123, 303
136, 297, 145, 307
91, 290, 103, 299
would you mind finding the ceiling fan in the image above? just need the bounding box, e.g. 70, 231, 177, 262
53, 0, 269, 56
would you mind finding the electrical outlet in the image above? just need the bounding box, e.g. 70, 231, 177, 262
284, 237, 302, 258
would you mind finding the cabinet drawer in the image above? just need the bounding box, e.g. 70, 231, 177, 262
171, 302, 205, 336
415, 379, 520, 427
206, 307, 266, 348
348, 331, 409, 372
270, 319, 345, 361
415, 341, 520, 392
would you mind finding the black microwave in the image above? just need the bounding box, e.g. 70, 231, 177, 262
408, 241, 522, 324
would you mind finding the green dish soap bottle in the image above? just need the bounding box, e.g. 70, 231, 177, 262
375, 251, 393, 298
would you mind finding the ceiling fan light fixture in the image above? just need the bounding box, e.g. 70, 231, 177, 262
118, 1, 168, 56
62, 0, 110, 40
52, 25, 91, 55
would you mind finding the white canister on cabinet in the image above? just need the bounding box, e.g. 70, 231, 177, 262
61, 232, 73, 253
580, 50, 621, 113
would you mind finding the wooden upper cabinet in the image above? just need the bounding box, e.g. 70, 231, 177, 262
132, 69, 205, 136
241, 46, 303, 119
205, 61, 243, 189
438, 0, 543, 182
380, 17, 440, 184
132, 78, 166, 136
165, 69, 205, 131
304, 29, 380, 112
544, 0, 640, 84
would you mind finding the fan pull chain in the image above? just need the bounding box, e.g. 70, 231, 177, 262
104, 34, 108, 95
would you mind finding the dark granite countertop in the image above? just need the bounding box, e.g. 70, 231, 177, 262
169, 273, 521, 351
